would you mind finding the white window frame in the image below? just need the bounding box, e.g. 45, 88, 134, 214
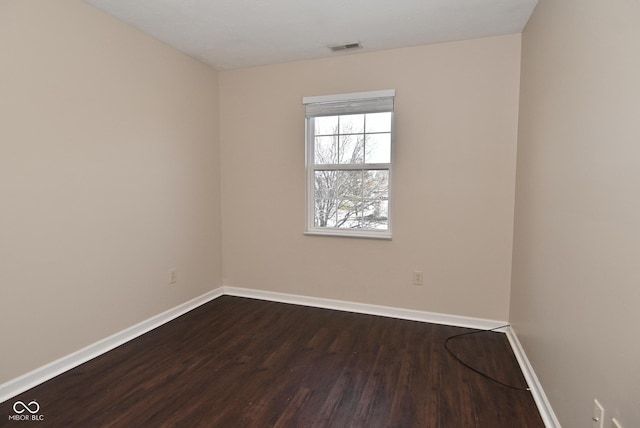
303, 89, 395, 239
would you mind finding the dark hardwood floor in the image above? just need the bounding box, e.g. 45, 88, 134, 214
1, 296, 544, 427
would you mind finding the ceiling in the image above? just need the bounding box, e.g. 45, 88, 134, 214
82, 0, 538, 71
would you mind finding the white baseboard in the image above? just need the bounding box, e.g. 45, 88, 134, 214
505, 327, 561, 428
0, 288, 224, 404
223, 286, 508, 330
1, 285, 558, 428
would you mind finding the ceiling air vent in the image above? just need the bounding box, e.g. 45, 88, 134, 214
329, 42, 362, 52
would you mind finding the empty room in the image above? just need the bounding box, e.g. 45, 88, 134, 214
1, 1, 638, 427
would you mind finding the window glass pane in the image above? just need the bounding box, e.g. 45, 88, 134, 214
337, 200, 362, 229
365, 112, 392, 133
362, 199, 388, 229
315, 116, 338, 136
315, 170, 340, 228
339, 114, 364, 134
338, 135, 364, 164
315, 170, 360, 228
315, 136, 337, 164
314, 199, 337, 227
363, 170, 389, 200
365, 134, 391, 164
333, 171, 362, 228
335, 170, 362, 199
314, 170, 337, 199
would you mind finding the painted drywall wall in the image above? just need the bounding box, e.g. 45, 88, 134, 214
219, 35, 521, 321
511, 0, 640, 426
0, 1, 221, 383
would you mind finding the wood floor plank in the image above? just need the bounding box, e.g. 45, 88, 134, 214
0, 296, 544, 427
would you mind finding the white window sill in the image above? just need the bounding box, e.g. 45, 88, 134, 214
304, 230, 392, 240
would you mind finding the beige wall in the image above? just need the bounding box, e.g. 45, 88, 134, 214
512, 0, 640, 426
220, 35, 521, 320
0, 1, 222, 383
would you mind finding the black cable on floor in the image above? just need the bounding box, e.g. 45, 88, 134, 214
444, 325, 531, 391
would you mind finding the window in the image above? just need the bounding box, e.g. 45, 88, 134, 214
303, 90, 395, 239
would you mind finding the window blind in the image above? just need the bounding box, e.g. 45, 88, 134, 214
303, 89, 395, 117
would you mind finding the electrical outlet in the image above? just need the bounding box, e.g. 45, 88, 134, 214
169, 268, 177, 285
611, 417, 623, 428
592, 399, 604, 428
413, 271, 424, 285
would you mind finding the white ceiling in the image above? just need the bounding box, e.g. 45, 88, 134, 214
82, 0, 538, 71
